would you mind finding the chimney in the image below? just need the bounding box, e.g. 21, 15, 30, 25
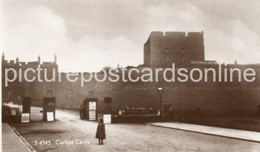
2, 52, 5, 61
54, 54, 57, 64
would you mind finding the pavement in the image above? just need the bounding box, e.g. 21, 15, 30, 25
2, 123, 29, 152
2, 123, 37, 152
149, 122, 260, 143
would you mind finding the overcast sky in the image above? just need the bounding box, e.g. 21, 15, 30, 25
2, 0, 260, 72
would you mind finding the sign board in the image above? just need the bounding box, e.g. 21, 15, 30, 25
11, 108, 16, 115
88, 101, 96, 120
89, 110, 96, 120
47, 112, 54, 121
103, 114, 111, 124
21, 113, 30, 123
89, 102, 96, 110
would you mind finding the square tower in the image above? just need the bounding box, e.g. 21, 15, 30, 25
144, 31, 205, 67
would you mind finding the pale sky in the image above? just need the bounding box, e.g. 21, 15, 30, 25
2, 0, 260, 72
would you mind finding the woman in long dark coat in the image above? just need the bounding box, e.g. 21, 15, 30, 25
96, 118, 106, 145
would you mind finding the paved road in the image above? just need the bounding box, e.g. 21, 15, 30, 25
10, 107, 260, 152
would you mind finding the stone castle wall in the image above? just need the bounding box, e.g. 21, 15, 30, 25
2, 31, 260, 118
4, 64, 258, 114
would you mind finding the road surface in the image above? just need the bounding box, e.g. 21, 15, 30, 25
9, 107, 260, 152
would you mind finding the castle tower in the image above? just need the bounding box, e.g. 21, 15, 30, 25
144, 31, 205, 67
16, 57, 19, 64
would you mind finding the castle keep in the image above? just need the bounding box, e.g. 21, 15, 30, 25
144, 31, 204, 67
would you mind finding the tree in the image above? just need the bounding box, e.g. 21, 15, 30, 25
101, 66, 112, 73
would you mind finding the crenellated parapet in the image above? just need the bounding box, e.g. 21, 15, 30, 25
144, 31, 204, 67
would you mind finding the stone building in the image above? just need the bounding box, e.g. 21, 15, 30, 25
1, 53, 58, 102
144, 31, 205, 67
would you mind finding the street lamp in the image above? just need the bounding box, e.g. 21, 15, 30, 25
157, 87, 163, 117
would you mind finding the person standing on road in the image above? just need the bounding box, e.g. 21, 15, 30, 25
96, 118, 106, 145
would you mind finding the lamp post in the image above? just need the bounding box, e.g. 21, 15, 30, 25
157, 87, 163, 117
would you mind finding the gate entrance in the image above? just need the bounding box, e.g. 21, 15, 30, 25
81, 98, 98, 120
43, 97, 56, 121
21, 97, 31, 123
43, 90, 56, 122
